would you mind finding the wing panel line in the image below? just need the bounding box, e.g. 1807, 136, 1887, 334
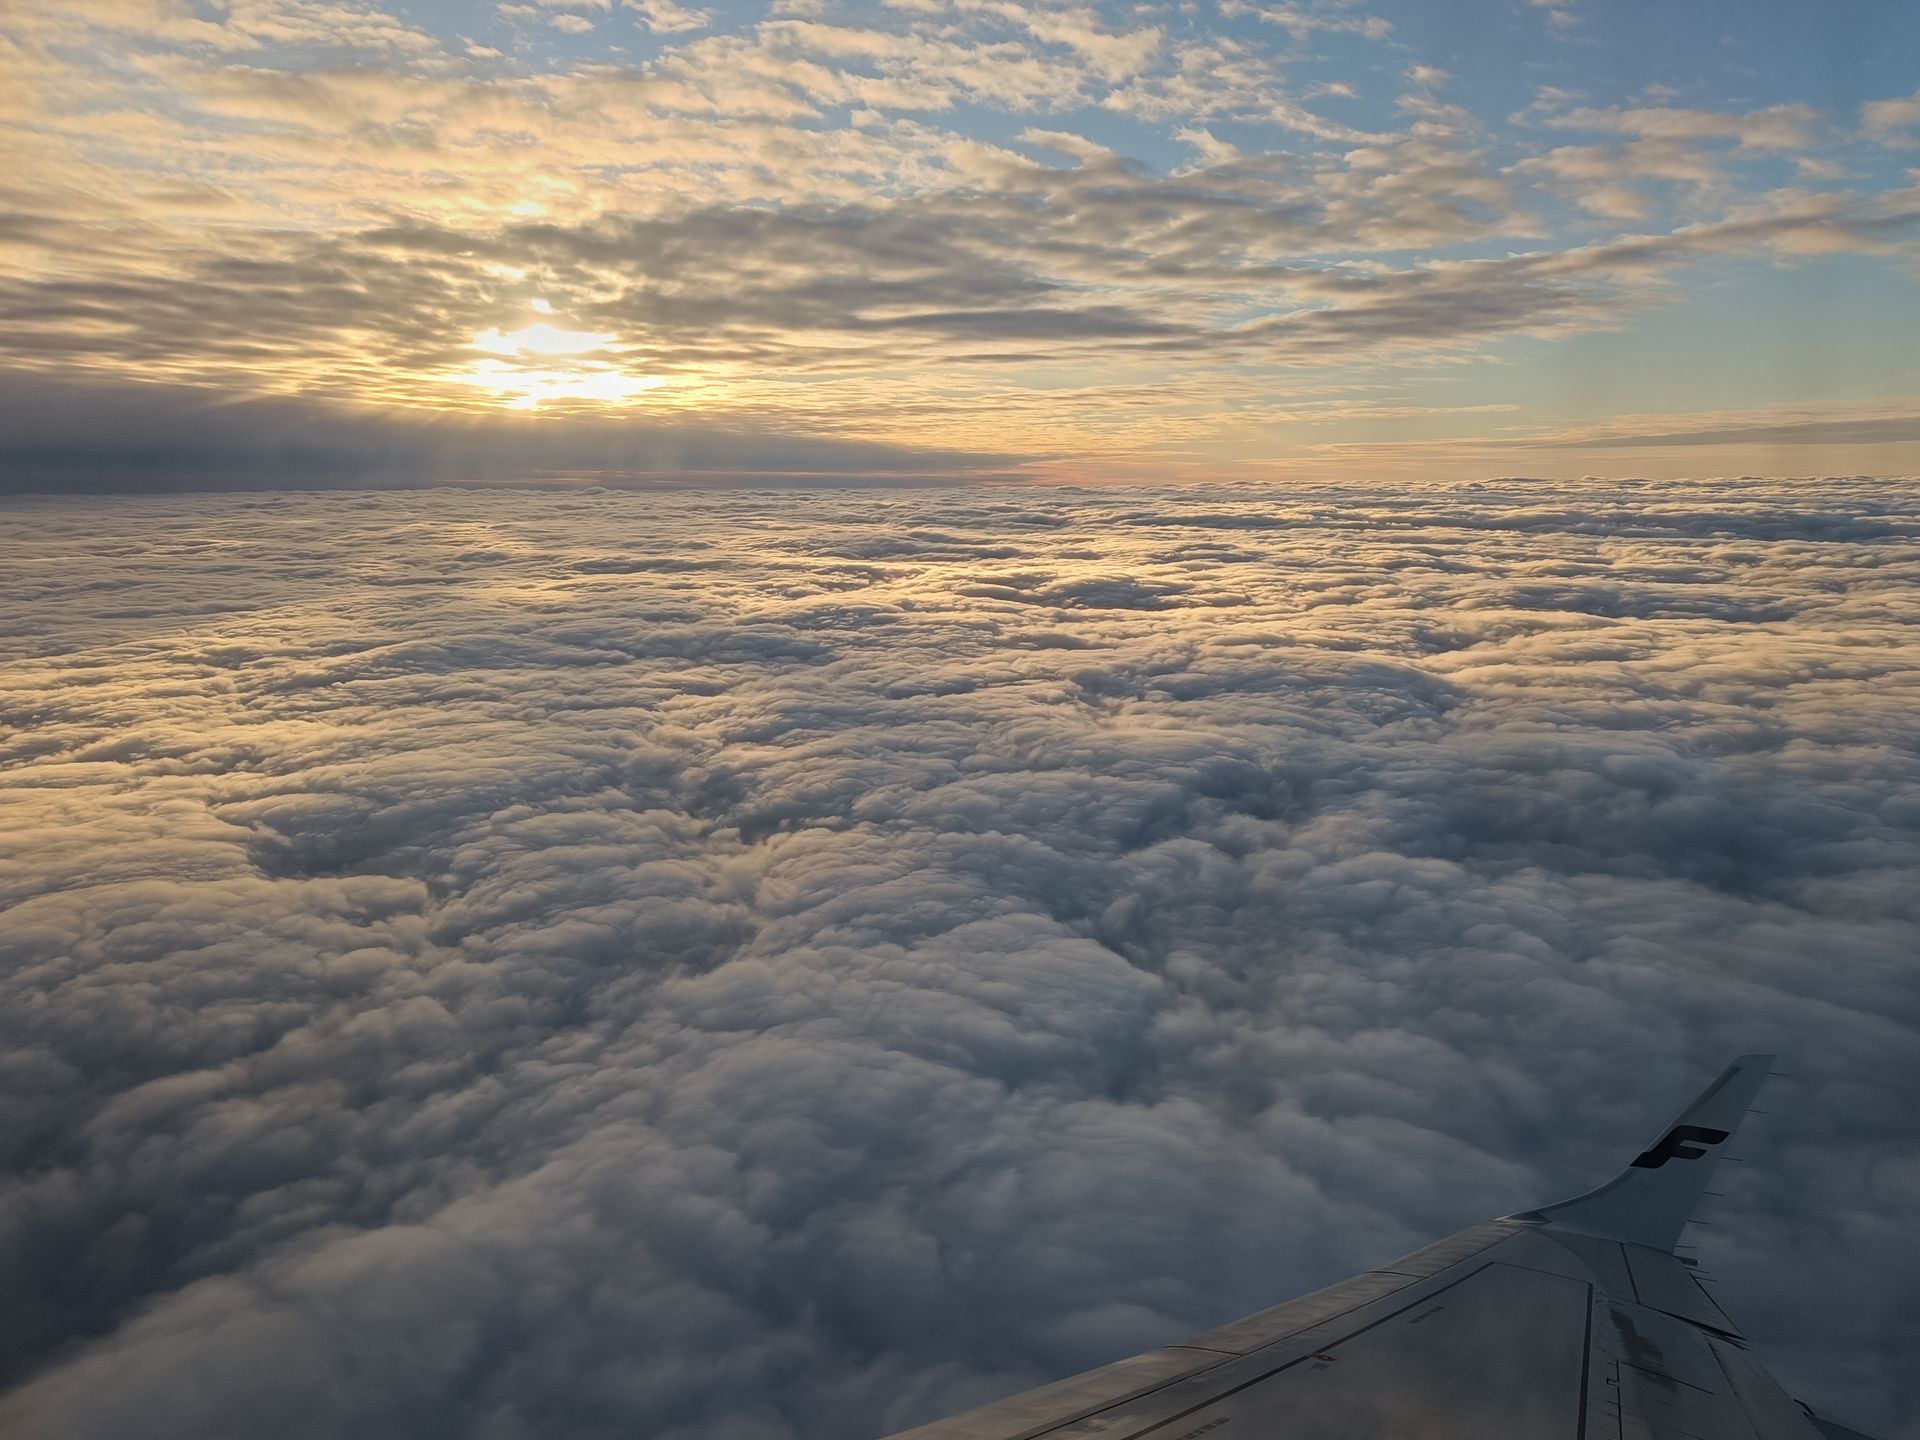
1097, 1262, 1504, 1440
1576, 1286, 1593, 1440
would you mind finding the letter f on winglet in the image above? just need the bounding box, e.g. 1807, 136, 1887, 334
1631, 1123, 1732, 1169
1508, 1054, 1775, 1254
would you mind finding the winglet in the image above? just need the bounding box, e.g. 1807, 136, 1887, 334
1508, 1054, 1775, 1253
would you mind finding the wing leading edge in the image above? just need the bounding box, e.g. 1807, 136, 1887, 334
881, 1055, 1887, 1440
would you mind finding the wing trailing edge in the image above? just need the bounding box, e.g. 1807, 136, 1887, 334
1508, 1052, 1775, 1253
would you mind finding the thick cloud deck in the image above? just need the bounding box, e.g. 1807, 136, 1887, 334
1, 480, 1916, 1439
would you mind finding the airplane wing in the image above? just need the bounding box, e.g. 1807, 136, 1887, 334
884, 1055, 1887, 1440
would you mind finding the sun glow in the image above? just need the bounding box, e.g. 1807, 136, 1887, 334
456, 306, 661, 408
472, 321, 617, 359
455, 361, 665, 408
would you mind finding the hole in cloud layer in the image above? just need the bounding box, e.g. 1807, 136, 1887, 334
0, 479, 1916, 1439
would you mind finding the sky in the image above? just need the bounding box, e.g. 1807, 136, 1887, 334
3, 0, 1920, 486
2, 478, 1919, 1439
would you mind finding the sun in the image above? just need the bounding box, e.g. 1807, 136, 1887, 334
454, 301, 662, 409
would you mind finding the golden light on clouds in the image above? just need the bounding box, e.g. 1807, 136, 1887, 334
452, 362, 665, 410
459, 304, 661, 410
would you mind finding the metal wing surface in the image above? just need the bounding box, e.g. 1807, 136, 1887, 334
884, 1055, 1883, 1440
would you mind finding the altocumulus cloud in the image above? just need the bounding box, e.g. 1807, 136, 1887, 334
1, 479, 1917, 1438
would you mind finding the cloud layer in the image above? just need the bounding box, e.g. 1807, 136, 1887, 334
2, 479, 1918, 1438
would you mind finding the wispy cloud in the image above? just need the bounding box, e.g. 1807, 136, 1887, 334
1862, 86, 1920, 144
1543, 102, 1824, 152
